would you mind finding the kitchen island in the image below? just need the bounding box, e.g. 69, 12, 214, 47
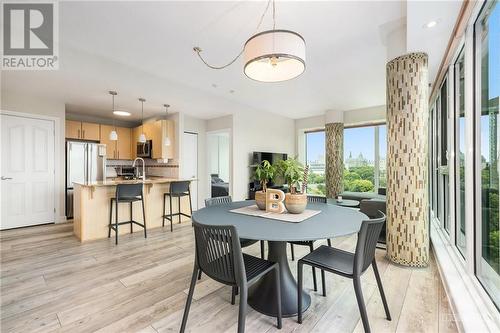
73, 178, 194, 242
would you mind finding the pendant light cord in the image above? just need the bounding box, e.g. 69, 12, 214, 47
112, 94, 116, 131
193, 0, 274, 70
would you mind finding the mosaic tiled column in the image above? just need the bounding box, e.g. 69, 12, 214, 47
325, 122, 344, 198
386, 52, 429, 267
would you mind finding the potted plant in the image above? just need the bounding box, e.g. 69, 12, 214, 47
275, 157, 308, 214
254, 160, 275, 210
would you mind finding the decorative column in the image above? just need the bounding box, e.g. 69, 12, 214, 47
386, 53, 429, 267
325, 110, 344, 198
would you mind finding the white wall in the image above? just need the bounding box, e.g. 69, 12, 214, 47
1, 90, 66, 222
208, 133, 230, 182
182, 114, 206, 209
232, 110, 296, 200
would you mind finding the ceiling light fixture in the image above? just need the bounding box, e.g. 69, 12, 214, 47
138, 98, 147, 143
424, 19, 440, 28
163, 104, 171, 146
109, 91, 118, 141
193, 0, 305, 83
113, 110, 131, 117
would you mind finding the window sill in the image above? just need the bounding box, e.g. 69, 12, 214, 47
430, 218, 500, 332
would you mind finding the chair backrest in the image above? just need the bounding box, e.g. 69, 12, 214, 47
359, 199, 386, 218
116, 183, 143, 200
205, 196, 232, 207
170, 181, 190, 194
353, 211, 386, 275
307, 195, 327, 203
192, 220, 245, 286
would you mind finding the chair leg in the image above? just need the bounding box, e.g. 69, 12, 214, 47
372, 260, 391, 320
237, 286, 248, 333
231, 286, 237, 305
178, 196, 182, 224
180, 266, 199, 333
327, 239, 332, 247
353, 277, 370, 333
108, 199, 112, 238
321, 269, 326, 297
130, 202, 133, 234
197, 270, 202, 280
162, 194, 166, 227
290, 244, 295, 261
188, 188, 193, 216
169, 195, 173, 232
141, 196, 147, 239
274, 265, 282, 329
309, 243, 317, 292
260, 241, 265, 259
297, 261, 303, 324
115, 200, 119, 245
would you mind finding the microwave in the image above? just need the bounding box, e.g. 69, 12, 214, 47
137, 140, 152, 158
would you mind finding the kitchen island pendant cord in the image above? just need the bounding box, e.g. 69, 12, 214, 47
164, 104, 171, 146
138, 98, 146, 143
109, 91, 118, 141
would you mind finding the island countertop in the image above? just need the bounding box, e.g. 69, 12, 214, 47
73, 177, 196, 187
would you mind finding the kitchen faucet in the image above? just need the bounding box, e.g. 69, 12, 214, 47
132, 157, 146, 181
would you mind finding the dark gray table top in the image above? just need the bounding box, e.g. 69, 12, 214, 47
328, 198, 360, 207
192, 201, 368, 242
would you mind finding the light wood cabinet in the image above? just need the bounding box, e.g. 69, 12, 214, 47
81, 122, 100, 141
116, 127, 131, 160
66, 120, 82, 139
99, 125, 117, 159
132, 120, 175, 160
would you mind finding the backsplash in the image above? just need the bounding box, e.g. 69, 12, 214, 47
106, 159, 179, 178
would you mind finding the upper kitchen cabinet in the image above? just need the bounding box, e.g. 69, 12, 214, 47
132, 120, 175, 160
99, 125, 116, 159
65, 120, 100, 141
116, 127, 131, 160
81, 122, 100, 141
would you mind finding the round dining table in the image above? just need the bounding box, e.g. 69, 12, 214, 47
191, 200, 368, 317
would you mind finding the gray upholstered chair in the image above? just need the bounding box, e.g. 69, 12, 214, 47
359, 199, 387, 246
181, 222, 282, 333
297, 211, 391, 333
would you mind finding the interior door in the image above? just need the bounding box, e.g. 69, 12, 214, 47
1, 114, 55, 229
182, 132, 198, 210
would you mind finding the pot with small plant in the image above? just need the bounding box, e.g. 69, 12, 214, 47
275, 157, 308, 214
254, 160, 275, 210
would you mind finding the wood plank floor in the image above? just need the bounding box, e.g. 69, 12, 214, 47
0, 222, 458, 333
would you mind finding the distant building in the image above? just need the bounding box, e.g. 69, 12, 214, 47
309, 154, 325, 174
345, 152, 372, 169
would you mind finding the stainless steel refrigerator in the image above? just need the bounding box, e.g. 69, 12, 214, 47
66, 141, 107, 218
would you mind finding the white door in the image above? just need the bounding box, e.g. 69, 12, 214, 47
1, 114, 55, 229
181, 132, 198, 210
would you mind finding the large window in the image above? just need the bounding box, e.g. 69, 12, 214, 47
475, 0, 499, 307
344, 124, 386, 193
305, 131, 326, 196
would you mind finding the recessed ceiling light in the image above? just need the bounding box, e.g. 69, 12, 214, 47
424, 20, 439, 28
113, 110, 131, 116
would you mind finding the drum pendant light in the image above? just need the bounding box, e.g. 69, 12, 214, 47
138, 98, 146, 143
109, 91, 118, 141
163, 104, 171, 146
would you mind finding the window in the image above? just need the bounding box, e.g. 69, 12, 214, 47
305, 131, 326, 196
440, 79, 451, 232
475, 0, 499, 307
344, 124, 385, 193
455, 47, 467, 256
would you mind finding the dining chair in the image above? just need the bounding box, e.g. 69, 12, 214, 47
297, 211, 391, 333
287, 195, 328, 291
162, 180, 192, 232
180, 222, 282, 333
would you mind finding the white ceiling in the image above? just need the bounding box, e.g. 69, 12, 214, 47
1, 1, 461, 122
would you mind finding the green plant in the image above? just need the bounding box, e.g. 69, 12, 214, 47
254, 160, 275, 192
275, 157, 305, 194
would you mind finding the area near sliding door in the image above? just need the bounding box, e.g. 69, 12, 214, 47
474, 0, 499, 308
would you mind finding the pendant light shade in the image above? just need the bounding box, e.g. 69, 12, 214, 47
138, 97, 146, 143
109, 91, 118, 141
163, 104, 171, 146
138, 133, 147, 143
243, 30, 305, 82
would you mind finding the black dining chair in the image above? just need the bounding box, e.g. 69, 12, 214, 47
297, 211, 391, 333
163, 181, 192, 232
180, 222, 282, 333
287, 195, 328, 292
108, 183, 146, 245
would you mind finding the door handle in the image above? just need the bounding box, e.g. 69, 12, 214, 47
1, 176, 13, 180
78, 129, 81, 139
82, 129, 86, 139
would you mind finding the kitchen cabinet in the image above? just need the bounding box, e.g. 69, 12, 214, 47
132, 120, 175, 160
99, 125, 116, 159
66, 120, 82, 139
116, 127, 131, 160
65, 120, 100, 140
81, 122, 100, 141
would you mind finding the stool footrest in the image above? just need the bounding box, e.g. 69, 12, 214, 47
109, 220, 146, 229
163, 212, 191, 221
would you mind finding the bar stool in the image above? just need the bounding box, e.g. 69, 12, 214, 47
163, 181, 193, 231
108, 183, 147, 245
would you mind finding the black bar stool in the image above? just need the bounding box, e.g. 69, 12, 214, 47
108, 183, 147, 245
163, 181, 193, 231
